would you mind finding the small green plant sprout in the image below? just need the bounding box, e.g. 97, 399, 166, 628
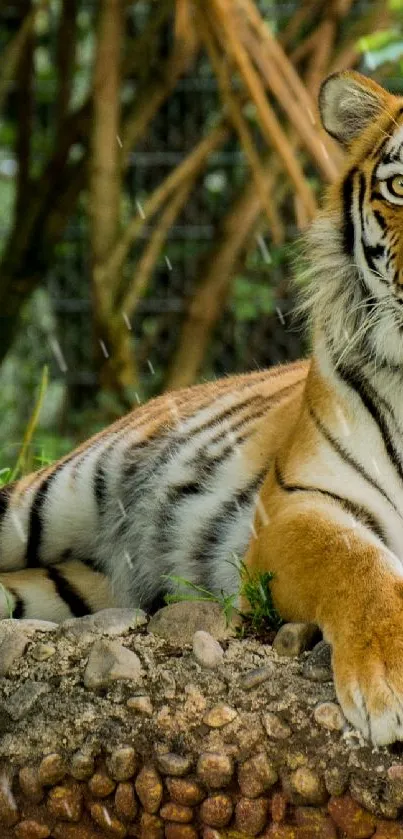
238, 561, 283, 632
163, 574, 237, 626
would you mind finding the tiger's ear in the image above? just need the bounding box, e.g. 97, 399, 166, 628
319, 71, 390, 146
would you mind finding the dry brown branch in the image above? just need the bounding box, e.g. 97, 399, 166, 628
165, 171, 271, 391
89, 0, 123, 320
206, 0, 317, 221
279, 0, 324, 51
122, 180, 193, 318
15, 0, 34, 224
109, 121, 230, 290
175, 0, 197, 58
0, 0, 48, 115
199, 11, 283, 244
121, 40, 198, 165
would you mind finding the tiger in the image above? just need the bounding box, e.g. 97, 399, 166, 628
2, 70, 403, 745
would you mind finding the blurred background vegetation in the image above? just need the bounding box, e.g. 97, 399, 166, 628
0, 0, 402, 472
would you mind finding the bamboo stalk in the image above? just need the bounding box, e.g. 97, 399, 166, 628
206, 0, 317, 220
122, 180, 193, 318
108, 121, 229, 291
199, 11, 283, 244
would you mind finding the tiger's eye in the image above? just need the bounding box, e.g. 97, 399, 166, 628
389, 175, 403, 197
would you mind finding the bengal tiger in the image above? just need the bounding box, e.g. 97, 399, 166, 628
2, 70, 403, 745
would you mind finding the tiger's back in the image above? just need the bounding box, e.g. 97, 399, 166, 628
0, 361, 307, 620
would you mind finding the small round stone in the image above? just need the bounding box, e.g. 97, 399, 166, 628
140, 812, 164, 839
302, 640, 332, 682
192, 631, 224, 669
157, 753, 193, 776
262, 712, 291, 739
90, 802, 127, 837
164, 825, 198, 839
324, 765, 349, 797
0, 773, 18, 826
115, 782, 137, 821
70, 751, 95, 781
19, 766, 44, 803
38, 754, 67, 786
84, 639, 143, 689
31, 642, 56, 661
238, 753, 278, 798
160, 802, 193, 823
47, 783, 83, 822
166, 777, 205, 806
203, 703, 237, 728
197, 752, 233, 789
271, 791, 287, 823
88, 771, 116, 798
135, 765, 163, 813
328, 793, 377, 838
314, 701, 345, 731
200, 794, 233, 827
106, 747, 137, 781
14, 821, 51, 839
273, 622, 319, 657
239, 665, 273, 690
127, 695, 153, 715
235, 796, 269, 835
285, 767, 328, 805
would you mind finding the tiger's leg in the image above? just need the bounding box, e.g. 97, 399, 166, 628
0, 560, 116, 621
245, 500, 403, 746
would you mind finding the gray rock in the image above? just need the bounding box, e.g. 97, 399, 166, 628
157, 753, 193, 776
61, 608, 148, 638
193, 630, 224, 669
127, 695, 153, 715
239, 665, 273, 690
313, 701, 345, 731
6, 680, 50, 721
31, 642, 56, 661
147, 601, 240, 644
262, 711, 291, 739
0, 630, 28, 676
302, 640, 332, 682
20, 620, 59, 632
203, 703, 237, 728
84, 639, 143, 689
273, 622, 319, 658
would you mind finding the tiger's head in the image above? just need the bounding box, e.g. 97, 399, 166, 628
306, 71, 403, 366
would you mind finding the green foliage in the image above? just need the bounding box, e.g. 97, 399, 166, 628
238, 561, 283, 632
163, 574, 238, 626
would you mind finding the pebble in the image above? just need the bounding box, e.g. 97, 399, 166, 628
324, 765, 349, 797
127, 694, 153, 715
314, 701, 345, 731
285, 767, 328, 805
88, 771, 116, 798
240, 664, 273, 690
200, 793, 233, 827
262, 711, 292, 739
115, 782, 137, 821
302, 640, 332, 682
38, 754, 67, 786
135, 765, 163, 813
294, 807, 337, 838
147, 601, 240, 644
70, 751, 95, 780
18, 766, 44, 803
157, 753, 193, 776
273, 622, 319, 657
328, 793, 377, 838
197, 752, 234, 789
160, 802, 193, 823
90, 802, 127, 837
106, 747, 137, 781
140, 812, 164, 839
7, 680, 50, 721
235, 796, 269, 835
20, 620, 58, 632
193, 630, 224, 669
14, 821, 51, 839
31, 642, 56, 661
164, 825, 198, 839
61, 607, 147, 637
203, 703, 237, 728
166, 778, 206, 806
47, 783, 83, 822
83, 639, 143, 689
271, 791, 287, 823
238, 752, 278, 798
0, 629, 28, 676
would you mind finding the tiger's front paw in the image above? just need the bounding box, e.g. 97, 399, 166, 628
332, 612, 403, 745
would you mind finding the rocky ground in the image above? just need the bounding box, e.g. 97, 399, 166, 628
0, 602, 402, 837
